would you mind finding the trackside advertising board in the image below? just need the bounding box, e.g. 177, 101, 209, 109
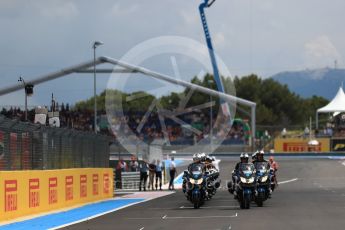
0, 168, 113, 222
274, 138, 330, 153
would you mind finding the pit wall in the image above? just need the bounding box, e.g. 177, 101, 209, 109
0, 168, 113, 222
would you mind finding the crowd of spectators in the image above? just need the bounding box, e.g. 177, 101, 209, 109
0, 105, 105, 133
110, 111, 249, 145
1, 106, 249, 145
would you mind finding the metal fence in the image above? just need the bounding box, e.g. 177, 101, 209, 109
0, 115, 110, 170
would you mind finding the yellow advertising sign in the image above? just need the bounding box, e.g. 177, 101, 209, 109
0, 168, 113, 222
274, 138, 330, 153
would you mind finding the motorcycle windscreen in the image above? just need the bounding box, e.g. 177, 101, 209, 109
190, 164, 204, 179
255, 162, 269, 176
239, 163, 255, 178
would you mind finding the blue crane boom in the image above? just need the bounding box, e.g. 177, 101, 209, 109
199, 0, 231, 117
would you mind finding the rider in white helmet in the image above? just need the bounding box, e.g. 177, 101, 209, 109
229, 153, 249, 194
253, 150, 269, 166
253, 150, 272, 197
188, 152, 205, 172
252, 151, 259, 162
236, 153, 249, 171
200, 152, 207, 163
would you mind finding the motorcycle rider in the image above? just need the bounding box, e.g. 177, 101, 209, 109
183, 153, 204, 193
204, 156, 216, 171
235, 153, 249, 171
269, 156, 279, 187
269, 156, 278, 171
251, 150, 259, 163
199, 152, 207, 164
253, 150, 273, 197
229, 153, 249, 196
253, 150, 269, 167
204, 155, 220, 191
188, 153, 205, 170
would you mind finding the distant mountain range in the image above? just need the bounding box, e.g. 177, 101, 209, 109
271, 68, 345, 100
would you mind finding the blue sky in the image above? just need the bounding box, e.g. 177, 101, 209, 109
0, 0, 344, 107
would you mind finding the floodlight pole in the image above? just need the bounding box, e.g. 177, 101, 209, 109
208, 79, 213, 151
18, 76, 28, 121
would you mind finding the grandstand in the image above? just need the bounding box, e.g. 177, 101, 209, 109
0, 105, 250, 146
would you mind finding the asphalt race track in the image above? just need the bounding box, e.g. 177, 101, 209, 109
62, 157, 345, 230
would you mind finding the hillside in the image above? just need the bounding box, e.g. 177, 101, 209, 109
271, 68, 345, 100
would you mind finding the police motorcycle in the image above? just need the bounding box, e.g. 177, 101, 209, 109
227, 153, 250, 196
254, 161, 271, 207
235, 163, 256, 209
182, 162, 207, 209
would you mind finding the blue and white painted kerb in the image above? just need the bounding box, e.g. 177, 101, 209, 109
0, 198, 144, 230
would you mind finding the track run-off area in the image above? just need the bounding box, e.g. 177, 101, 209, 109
2, 156, 345, 230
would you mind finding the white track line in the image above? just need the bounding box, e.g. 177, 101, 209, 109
50, 193, 174, 230
278, 178, 298, 185
49, 200, 147, 230
163, 214, 238, 219
179, 205, 238, 209
127, 213, 238, 220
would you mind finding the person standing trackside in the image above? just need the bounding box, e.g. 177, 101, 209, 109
129, 155, 139, 172
139, 160, 149, 191
155, 159, 163, 190
168, 157, 177, 190
148, 160, 156, 190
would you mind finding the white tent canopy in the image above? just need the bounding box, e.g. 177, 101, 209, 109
316, 87, 345, 128
318, 87, 345, 113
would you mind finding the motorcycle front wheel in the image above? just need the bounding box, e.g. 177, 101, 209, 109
244, 194, 251, 209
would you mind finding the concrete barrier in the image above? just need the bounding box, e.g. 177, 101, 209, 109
0, 168, 113, 222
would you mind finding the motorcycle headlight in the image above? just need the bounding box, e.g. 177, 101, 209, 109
195, 178, 203, 185
241, 177, 254, 183
261, 176, 268, 182
247, 177, 255, 183
190, 178, 203, 185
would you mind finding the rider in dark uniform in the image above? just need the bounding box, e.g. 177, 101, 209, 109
228, 153, 249, 195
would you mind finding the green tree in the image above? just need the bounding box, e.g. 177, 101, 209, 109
73, 73, 329, 128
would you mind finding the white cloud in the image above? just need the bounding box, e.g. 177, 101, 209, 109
33, 1, 79, 20
110, 3, 139, 16
304, 35, 342, 68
